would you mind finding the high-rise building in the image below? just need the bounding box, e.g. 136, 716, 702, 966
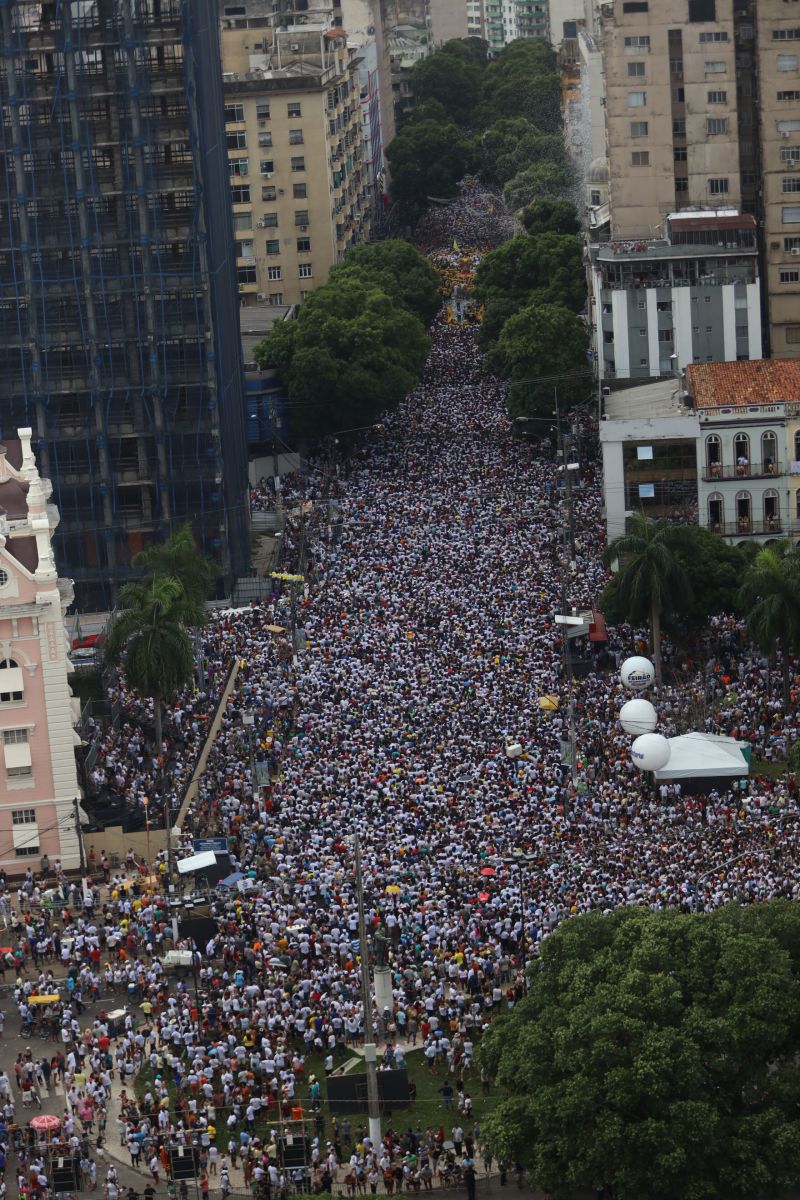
0, 0, 250, 611
220, 25, 372, 307
595, 0, 800, 360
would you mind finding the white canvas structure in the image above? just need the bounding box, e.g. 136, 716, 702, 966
653, 732, 749, 782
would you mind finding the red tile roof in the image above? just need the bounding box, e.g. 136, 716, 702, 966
687, 359, 800, 409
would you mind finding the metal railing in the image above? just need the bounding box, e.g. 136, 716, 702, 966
702, 461, 784, 481
711, 518, 784, 536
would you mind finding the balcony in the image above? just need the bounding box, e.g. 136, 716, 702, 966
710, 518, 784, 537
703, 461, 784, 482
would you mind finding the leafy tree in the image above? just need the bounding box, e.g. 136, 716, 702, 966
441, 36, 488, 68
411, 49, 481, 125
480, 903, 800, 1200
386, 119, 473, 210
739, 543, 800, 705
601, 527, 746, 635
486, 302, 589, 420
476, 117, 565, 187
503, 159, 576, 212
521, 197, 580, 235
479, 40, 562, 131
253, 275, 429, 440
105, 576, 203, 752
132, 523, 220, 610
329, 240, 441, 325
474, 232, 586, 344
603, 512, 696, 684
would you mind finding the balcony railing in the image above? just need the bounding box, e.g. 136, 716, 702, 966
703, 461, 784, 482
710, 518, 784, 537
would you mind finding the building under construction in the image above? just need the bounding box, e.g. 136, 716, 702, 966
0, 0, 250, 609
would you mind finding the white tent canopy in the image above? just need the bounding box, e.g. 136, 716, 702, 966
654, 732, 749, 781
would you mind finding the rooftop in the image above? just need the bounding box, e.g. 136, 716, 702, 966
604, 379, 688, 420
687, 360, 800, 410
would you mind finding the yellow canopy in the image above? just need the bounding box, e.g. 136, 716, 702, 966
28, 994, 60, 1005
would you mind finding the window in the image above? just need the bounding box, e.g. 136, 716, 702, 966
778, 120, 800, 131
3, 729, 27, 745
300, 290, 312, 301
658, 329, 673, 341
287, 102, 302, 117
783, 205, 800, 221
267, 266, 282, 280
293, 183, 307, 199
705, 325, 713, 333
623, 1, 648, 10
708, 492, 724, 530
230, 184, 250, 204
705, 60, 726, 72
785, 236, 800, 249
631, 150, 650, 165
299, 263, 313, 278
673, 87, 685, 101
706, 435, 721, 469
228, 157, 249, 177
780, 268, 800, 281
224, 103, 245, 123
670, 58, 683, 75
778, 53, 799, 69
630, 121, 649, 136
624, 35, 650, 47
237, 265, 256, 285
709, 177, 729, 193
628, 91, 646, 106
707, 117, 728, 134
675, 177, 689, 191
297, 237, 311, 252
688, 0, 715, 17
779, 90, 800, 101
266, 240, 280, 255
233, 212, 252, 231
261, 185, 276, 202
736, 325, 748, 338
295, 210, 309, 225
784, 177, 800, 191
591, 189, 602, 205
289, 129, 304, 145
11, 807, 37, 853
269, 293, 283, 305
262, 212, 278, 228
628, 61, 646, 75
291, 156, 305, 171
226, 130, 247, 149
260, 160, 274, 175
673, 118, 686, 135
237, 239, 254, 259
674, 146, 688, 161
256, 102, 271, 119
699, 29, 727, 40
12, 807, 35, 823
707, 90, 727, 102
0, 660, 23, 703
782, 146, 800, 161
259, 132, 273, 148
774, 27, 800, 38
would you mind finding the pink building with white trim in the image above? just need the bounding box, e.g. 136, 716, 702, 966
0, 429, 81, 874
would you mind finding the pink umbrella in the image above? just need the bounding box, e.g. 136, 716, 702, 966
478, 892, 490, 902
30, 1114, 61, 1132
480, 866, 496, 877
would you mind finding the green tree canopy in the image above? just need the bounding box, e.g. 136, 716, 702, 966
411, 49, 482, 125
253, 275, 429, 440
739, 542, 800, 703
521, 196, 580, 235
386, 119, 473, 210
440, 36, 488, 68
105, 575, 203, 751
479, 39, 562, 131
503, 159, 576, 212
476, 117, 566, 187
328, 239, 441, 325
480, 903, 800, 1200
601, 525, 746, 634
603, 511, 697, 684
132, 523, 220, 610
474, 232, 586, 344
486, 302, 589, 419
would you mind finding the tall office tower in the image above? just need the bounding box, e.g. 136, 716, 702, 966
755, 0, 800, 357
0, 0, 249, 610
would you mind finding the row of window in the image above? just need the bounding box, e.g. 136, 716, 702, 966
630, 118, 728, 137
623, 30, 729, 48
225, 102, 302, 122
231, 172, 309, 204
627, 90, 728, 105
627, 59, 727, 76
237, 264, 313, 283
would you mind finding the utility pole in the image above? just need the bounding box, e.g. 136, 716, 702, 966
73, 796, 86, 873
354, 831, 382, 1150
554, 383, 579, 804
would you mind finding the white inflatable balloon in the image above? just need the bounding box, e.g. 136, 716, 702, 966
630, 733, 671, 772
619, 698, 657, 736
620, 656, 656, 692
505, 742, 523, 759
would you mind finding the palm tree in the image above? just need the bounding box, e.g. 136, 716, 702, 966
603, 512, 694, 685
105, 575, 204, 752
739, 543, 800, 707
132, 523, 220, 612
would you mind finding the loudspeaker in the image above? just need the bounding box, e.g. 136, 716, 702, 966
169, 1147, 200, 1180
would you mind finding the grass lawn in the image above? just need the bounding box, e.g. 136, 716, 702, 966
135, 1047, 505, 1151
752, 756, 787, 780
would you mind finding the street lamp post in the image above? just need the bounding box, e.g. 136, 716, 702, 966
241, 710, 259, 804
353, 831, 382, 1149
502, 853, 537, 991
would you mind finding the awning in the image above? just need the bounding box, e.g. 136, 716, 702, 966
589, 612, 608, 642
4, 742, 31, 770
654, 732, 750, 781
0, 667, 23, 694
177, 850, 217, 875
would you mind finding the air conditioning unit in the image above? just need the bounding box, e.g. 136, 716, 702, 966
299, 225, 308, 231
792, 247, 800, 256
257, 293, 267, 301
291, 42, 300, 50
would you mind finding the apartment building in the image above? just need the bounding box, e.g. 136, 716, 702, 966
588, 210, 762, 379
469, 0, 548, 49
0, 431, 82, 875
221, 26, 371, 307
0, 0, 249, 610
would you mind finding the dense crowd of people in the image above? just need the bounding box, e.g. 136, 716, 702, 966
2, 184, 800, 1200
